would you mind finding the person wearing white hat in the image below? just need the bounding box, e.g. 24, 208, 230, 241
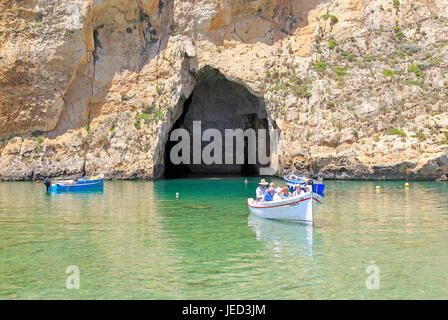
256, 179, 269, 202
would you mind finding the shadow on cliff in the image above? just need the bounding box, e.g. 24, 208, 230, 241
49, 0, 175, 137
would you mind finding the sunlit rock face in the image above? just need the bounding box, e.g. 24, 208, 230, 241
176, 0, 326, 45
0, 0, 448, 180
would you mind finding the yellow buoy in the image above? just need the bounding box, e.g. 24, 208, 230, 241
376, 186, 380, 190
405, 183, 409, 188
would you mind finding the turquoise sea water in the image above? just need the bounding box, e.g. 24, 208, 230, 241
0, 178, 447, 299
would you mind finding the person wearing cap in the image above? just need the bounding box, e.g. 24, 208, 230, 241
256, 179, 269, 202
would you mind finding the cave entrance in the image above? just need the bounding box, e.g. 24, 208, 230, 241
164, 67, 272, 179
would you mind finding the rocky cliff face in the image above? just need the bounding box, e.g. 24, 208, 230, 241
0, 0, 447, 180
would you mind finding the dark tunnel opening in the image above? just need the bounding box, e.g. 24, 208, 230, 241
163, 67, 271, 179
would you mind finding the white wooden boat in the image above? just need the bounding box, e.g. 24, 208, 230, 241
247, 172, 325, 224
247, 191, 323, 224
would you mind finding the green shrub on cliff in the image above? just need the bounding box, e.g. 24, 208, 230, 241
410, 130, 426, 141
333, 66, 346, 77
322, 13, 338, 25
293, 84, 311, 98
313, 61, 327, 72
330, 15, 339, 25
140, 113, 149, 123
154, 110, 164, 122
142, 101, 156, 114
430, 58, 443, 66
388, 128, 407, 138
134, 113, 142, 130
382, 69, 395, 77
121, 94, 130, 102
394, 26, 404, 41
306, 132, 312, 141
408, 63, 422, 78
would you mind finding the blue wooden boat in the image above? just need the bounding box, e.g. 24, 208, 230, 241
45, 175, 104, 193
283, 171, 325, 197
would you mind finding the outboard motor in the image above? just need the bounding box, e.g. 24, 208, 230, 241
43, 178, 51, 191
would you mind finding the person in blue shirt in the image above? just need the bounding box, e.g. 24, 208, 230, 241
264, 187, 276, 202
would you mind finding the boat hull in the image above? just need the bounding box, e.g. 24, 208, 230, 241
247, 193, 323, 224
48, 177, 104, 193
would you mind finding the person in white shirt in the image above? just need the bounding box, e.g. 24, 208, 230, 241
272, 186, 293, 201
293, 185, 303, 197
255, 179, 269, 202
272, 187, 282, 201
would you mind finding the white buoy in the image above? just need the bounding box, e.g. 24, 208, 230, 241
376, 186, 380, 190
176, 192, 179, 199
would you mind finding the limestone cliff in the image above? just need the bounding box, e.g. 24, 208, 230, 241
0, 0, 447, 180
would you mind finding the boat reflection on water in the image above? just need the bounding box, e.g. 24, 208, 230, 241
47, 189, 104, 197
248, 214, 313, 258
45, 188, 105, 214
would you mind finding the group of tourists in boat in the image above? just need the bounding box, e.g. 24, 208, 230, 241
247, 172, 325, 224
255, 179, 311, 203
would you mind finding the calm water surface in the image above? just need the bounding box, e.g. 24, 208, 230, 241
0, 178, 447, 299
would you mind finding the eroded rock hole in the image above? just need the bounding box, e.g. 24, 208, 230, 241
164, 68, 271, 178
